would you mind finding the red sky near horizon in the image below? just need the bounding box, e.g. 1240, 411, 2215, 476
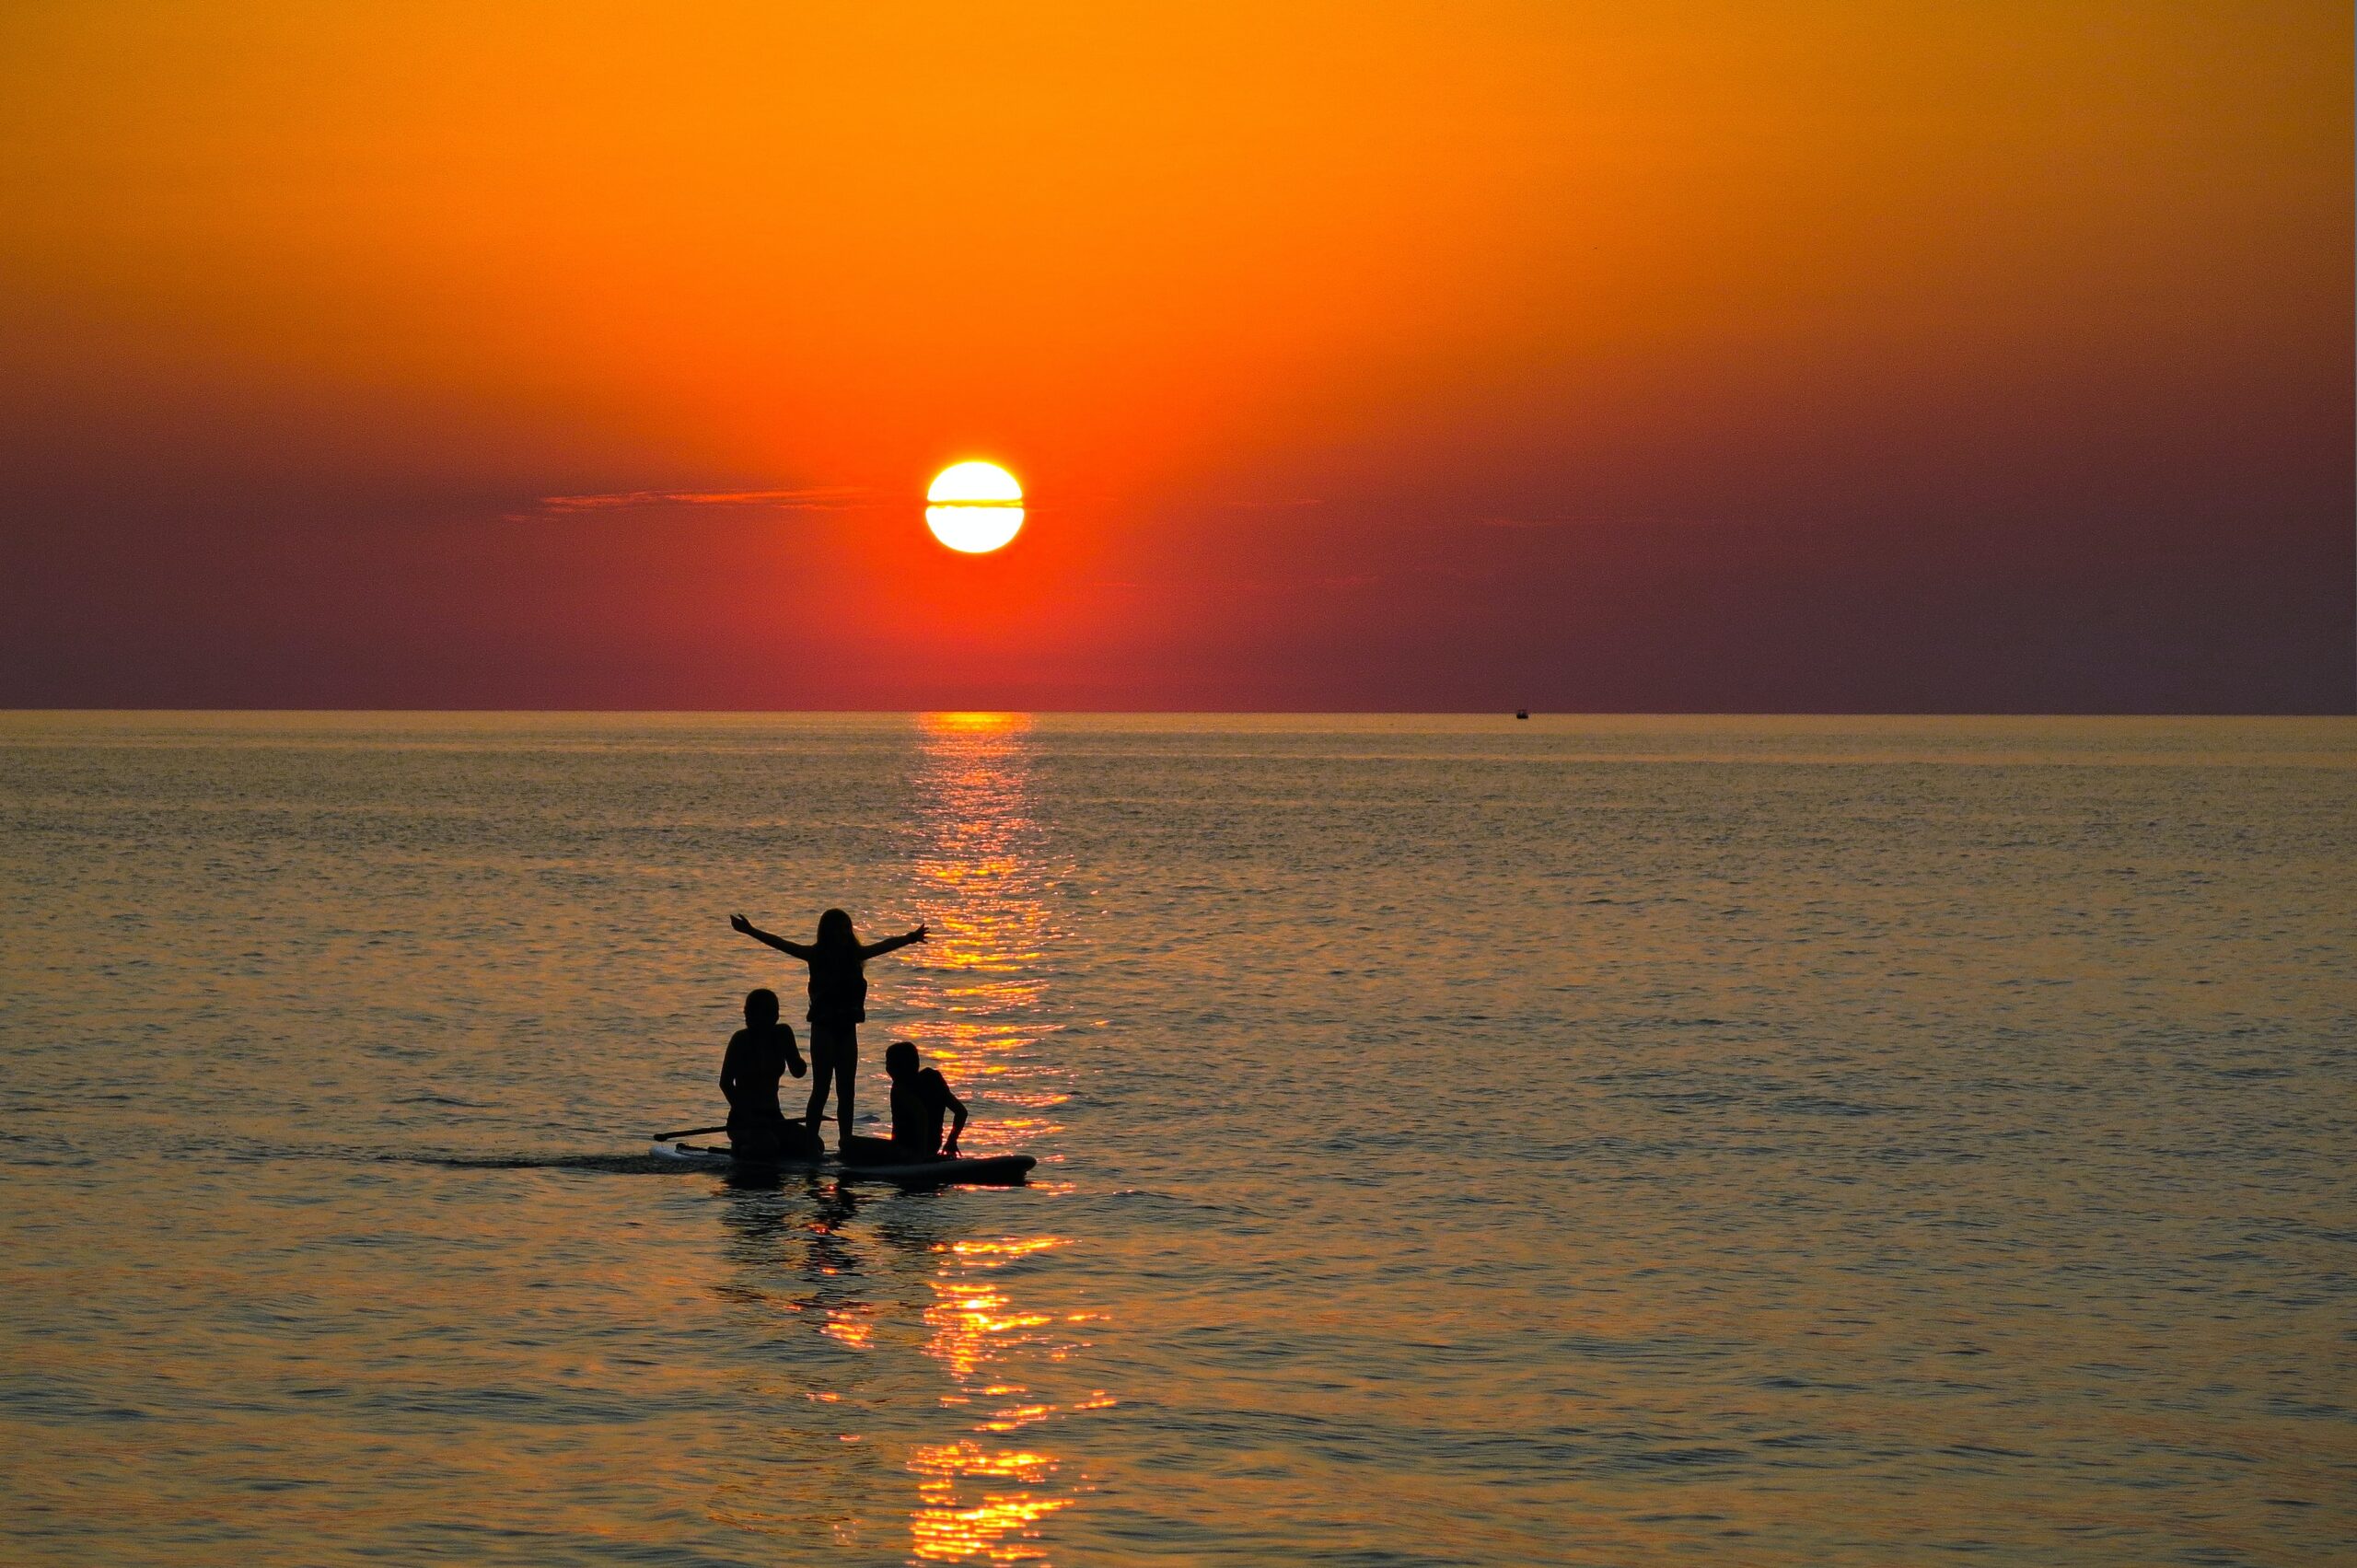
2, 2, 2349, 711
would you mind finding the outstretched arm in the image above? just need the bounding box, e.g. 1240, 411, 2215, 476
860, 925, 928, 960
731, 913, 815, 959
941, 1083, 968, 1157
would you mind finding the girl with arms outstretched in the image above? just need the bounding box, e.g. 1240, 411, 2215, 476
728, 908, 926, 1147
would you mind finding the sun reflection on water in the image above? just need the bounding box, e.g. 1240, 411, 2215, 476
906, 1239, 1088, 1561
907, 712, 1066, 1123
900, 714, 1096, 1563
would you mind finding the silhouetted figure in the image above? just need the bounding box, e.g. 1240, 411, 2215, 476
729, 908, 926, 1147
845, 1040, 968, 1164
720, 987, 816, 1162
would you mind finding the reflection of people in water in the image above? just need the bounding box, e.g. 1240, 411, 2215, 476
719, 988, 817, 1162
729, 907, 927, 1147
846, 1040, 969, 1163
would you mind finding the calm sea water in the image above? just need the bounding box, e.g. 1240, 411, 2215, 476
1, 713, 2351, 1566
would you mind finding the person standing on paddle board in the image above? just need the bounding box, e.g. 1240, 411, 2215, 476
728, 908, 926, 1147
718, 987, 814, 1161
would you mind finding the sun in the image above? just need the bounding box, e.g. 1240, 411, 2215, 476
926, 460, 1024, 553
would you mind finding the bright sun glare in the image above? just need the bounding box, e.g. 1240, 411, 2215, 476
926, 460, 1024, 553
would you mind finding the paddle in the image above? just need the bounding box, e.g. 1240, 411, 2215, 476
653, 1122, 729, 1141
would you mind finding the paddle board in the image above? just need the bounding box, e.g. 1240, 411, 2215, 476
649, 1140, 1036, 1186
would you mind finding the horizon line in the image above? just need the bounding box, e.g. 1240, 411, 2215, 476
4, 707, 2352, 721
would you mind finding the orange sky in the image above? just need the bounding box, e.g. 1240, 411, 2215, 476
2, 1, 2349, 708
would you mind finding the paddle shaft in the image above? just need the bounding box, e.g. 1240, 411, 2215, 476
655, 1111, 878, 1142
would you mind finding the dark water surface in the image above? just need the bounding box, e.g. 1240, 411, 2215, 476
1, 713, 2351, 1565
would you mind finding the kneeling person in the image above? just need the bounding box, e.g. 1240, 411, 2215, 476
721, 989, 819, 1161
847, 1040, 968, 1162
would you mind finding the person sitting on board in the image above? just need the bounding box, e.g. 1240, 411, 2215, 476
719, 988, 817, 1161
728, 908, 926, 1148
844, 1040, 968, 1164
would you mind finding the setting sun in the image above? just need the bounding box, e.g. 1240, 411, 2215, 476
926, 461, 1025, 554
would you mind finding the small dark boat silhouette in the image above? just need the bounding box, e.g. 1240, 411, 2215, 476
1515, 709, 1529, 720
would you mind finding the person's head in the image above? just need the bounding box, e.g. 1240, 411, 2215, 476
744, 988, 780, 1028
884, 1040, 919, 1080
816, 907, 858, 950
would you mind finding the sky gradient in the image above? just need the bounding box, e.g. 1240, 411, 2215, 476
2, 1, 2349, 711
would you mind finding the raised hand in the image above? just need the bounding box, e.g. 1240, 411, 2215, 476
911, 924, 929, 943
730, 913, 754, 935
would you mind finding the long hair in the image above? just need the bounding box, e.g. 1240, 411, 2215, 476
815, 907, 858, 953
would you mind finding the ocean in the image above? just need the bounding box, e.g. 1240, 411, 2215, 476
1, 712, 2351, 1566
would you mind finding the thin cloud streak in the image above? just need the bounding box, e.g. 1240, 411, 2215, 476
530, 486, 876, 516
1472, 515, 1730, 530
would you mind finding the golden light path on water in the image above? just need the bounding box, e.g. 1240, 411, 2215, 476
901, 713, 1096, 1562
